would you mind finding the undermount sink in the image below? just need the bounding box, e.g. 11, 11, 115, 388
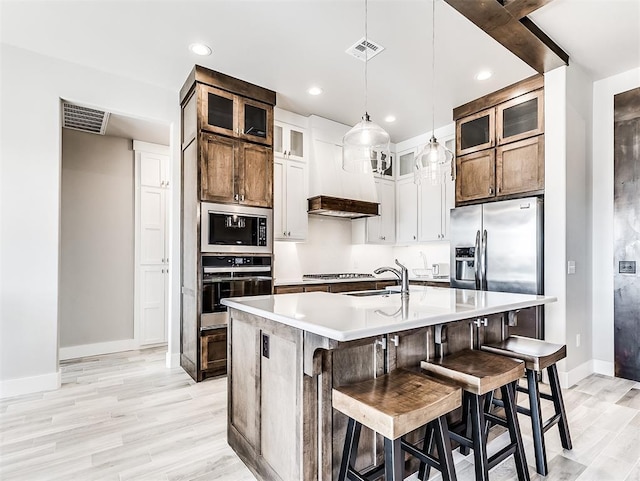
345, 289, 400, 297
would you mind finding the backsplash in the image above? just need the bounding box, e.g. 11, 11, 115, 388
273, 216, 450, 280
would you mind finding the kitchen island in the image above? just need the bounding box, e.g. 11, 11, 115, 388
221, 286, 556, 481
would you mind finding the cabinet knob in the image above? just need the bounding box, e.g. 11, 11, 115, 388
160, 180, 165, 187
234, 193, 239, 201
240, 194, 245, 202
413, 235, 416, 240
284, 231, 287, 236
288, 231, 291, 236
165, 181, 170, 187
489, 187, 494, 195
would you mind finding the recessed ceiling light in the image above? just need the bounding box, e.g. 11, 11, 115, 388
475, 70, 492, 81
307, 86, 323, 96
189, 43, 212, 56
384, 115, 396, 123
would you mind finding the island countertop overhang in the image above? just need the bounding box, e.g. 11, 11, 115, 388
221, 286, 556, 342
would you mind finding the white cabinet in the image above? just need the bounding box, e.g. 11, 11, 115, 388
395, 137, 455, 243
396, 178, 418, 243
274, 157, 308, 241
366, 179, 395, 243
274, 121, 306, 162
135, 145, 170, 346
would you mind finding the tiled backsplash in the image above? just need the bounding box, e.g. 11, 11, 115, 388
273, 216, 450, 280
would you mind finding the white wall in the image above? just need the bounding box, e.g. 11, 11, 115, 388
592, 67, 640, 374
0, 44, 181, 397
60, 130, 135, 348
273, 217, 451, 281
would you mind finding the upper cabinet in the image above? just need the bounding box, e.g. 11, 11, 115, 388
496, 90, 544, 145
274, 121, 305, 162
200, 84, 273, 146
456, 107, 495, 156
454, 74, 544, 206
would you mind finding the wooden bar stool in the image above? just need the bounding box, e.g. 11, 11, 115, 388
333, 369, 461, 481
420, 349, 529, 481
481, 336, 572, 476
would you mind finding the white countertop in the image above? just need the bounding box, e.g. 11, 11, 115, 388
221, 286, 556, 342
274, 275, 449, 286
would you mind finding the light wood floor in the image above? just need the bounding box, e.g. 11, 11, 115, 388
1, 347, 639, 481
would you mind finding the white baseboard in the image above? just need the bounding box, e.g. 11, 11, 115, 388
0, 369, 61, 399
166, 351, 180, 368
59, 339, 138, 361
555, 360, 594, 389
593, 359, 615, 377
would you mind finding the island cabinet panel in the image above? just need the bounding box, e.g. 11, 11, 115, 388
229, 317, 260, 447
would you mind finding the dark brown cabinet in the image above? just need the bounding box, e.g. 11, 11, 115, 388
496, 135, 544, 197
456, 107, 495, 156
200, 84, 273, 146
200, 133, 273, 207
497, 89, 544, 145
180, 65, 276, 382
456, 150, 496, 204
454, 75, 545, 206
200, 327, 227, 379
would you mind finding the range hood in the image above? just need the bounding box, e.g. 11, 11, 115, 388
308, 195, 379, 219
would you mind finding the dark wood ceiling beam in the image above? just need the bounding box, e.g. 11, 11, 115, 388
444, 0, 568, 74
502, 0, 554, 19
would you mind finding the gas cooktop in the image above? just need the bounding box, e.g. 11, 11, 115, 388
302, 273, 375, 280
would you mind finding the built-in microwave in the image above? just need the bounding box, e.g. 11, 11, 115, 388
200, 202, 272, 254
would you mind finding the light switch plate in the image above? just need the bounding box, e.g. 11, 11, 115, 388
567, 260, 576, 275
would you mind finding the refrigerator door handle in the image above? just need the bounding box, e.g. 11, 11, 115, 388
481, 229, 488, 291
474, 230, 481, 290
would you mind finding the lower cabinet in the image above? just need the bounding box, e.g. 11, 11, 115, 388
274, 281, 398, 294
200, 327, 227, 380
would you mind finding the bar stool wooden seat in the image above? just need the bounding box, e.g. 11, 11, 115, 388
481, 336, 572, 476
333, 369, 461, 481
420, 349, 529, 481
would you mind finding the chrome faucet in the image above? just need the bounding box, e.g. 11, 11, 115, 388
374, 259, 410, 297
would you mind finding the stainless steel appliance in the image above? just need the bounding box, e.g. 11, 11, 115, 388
450, 197, 544, 338
201, 255, 272, 328
201, 202, 272, 254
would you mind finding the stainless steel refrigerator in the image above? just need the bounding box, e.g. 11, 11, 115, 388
449, 197, 544, 338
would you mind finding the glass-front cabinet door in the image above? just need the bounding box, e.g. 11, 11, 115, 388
200, 85, 236, 138
199, 84, 273, 146
397, 149, 416, 178
456, 107, 495, 156
274, 121, 305, 161
239, 98, 273, 146
496, 90, 544, 145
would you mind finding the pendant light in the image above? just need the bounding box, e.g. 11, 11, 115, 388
414, 0, 455, 185
342, 0, 391, 174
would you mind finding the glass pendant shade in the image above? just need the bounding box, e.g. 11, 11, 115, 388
342, 113, 391, 174
414, 135, 454, 185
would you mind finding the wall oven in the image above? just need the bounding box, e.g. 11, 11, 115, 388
201, 202, 272, 254
201, 255, 272, 328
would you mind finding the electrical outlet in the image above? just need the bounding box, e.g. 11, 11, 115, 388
262, 334, 270, 358
576, 334, 581, 347
567, 261, 576, 275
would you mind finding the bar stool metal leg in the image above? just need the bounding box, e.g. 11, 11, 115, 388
384, 437, 404, 481
502, 383, 530, 481
548, 364, 572, 449
433, 416, 458, 481
418, 424, 435, 481
469, 393, 490, 481
338, 417, 361, 481
526, 368, 548, 476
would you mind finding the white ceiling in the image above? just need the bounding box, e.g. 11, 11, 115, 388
1, 0, 638, 143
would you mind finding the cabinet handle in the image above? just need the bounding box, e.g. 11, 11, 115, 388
240, 194, 245, 202
165, 181, 170, 187
489, 187, 494, 195
160, 180, 165, 187
287, 231, 291, 236
234, 193, 239, 201
413, 235, 416, 240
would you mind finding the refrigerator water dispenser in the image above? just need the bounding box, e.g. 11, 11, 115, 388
455, 247, 476, 282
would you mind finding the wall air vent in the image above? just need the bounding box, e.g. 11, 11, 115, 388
62, 102, 110, 135
345, 37, 385, 62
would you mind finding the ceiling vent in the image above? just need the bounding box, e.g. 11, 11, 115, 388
62, 102, 110, 135
345, 37, 385, 62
